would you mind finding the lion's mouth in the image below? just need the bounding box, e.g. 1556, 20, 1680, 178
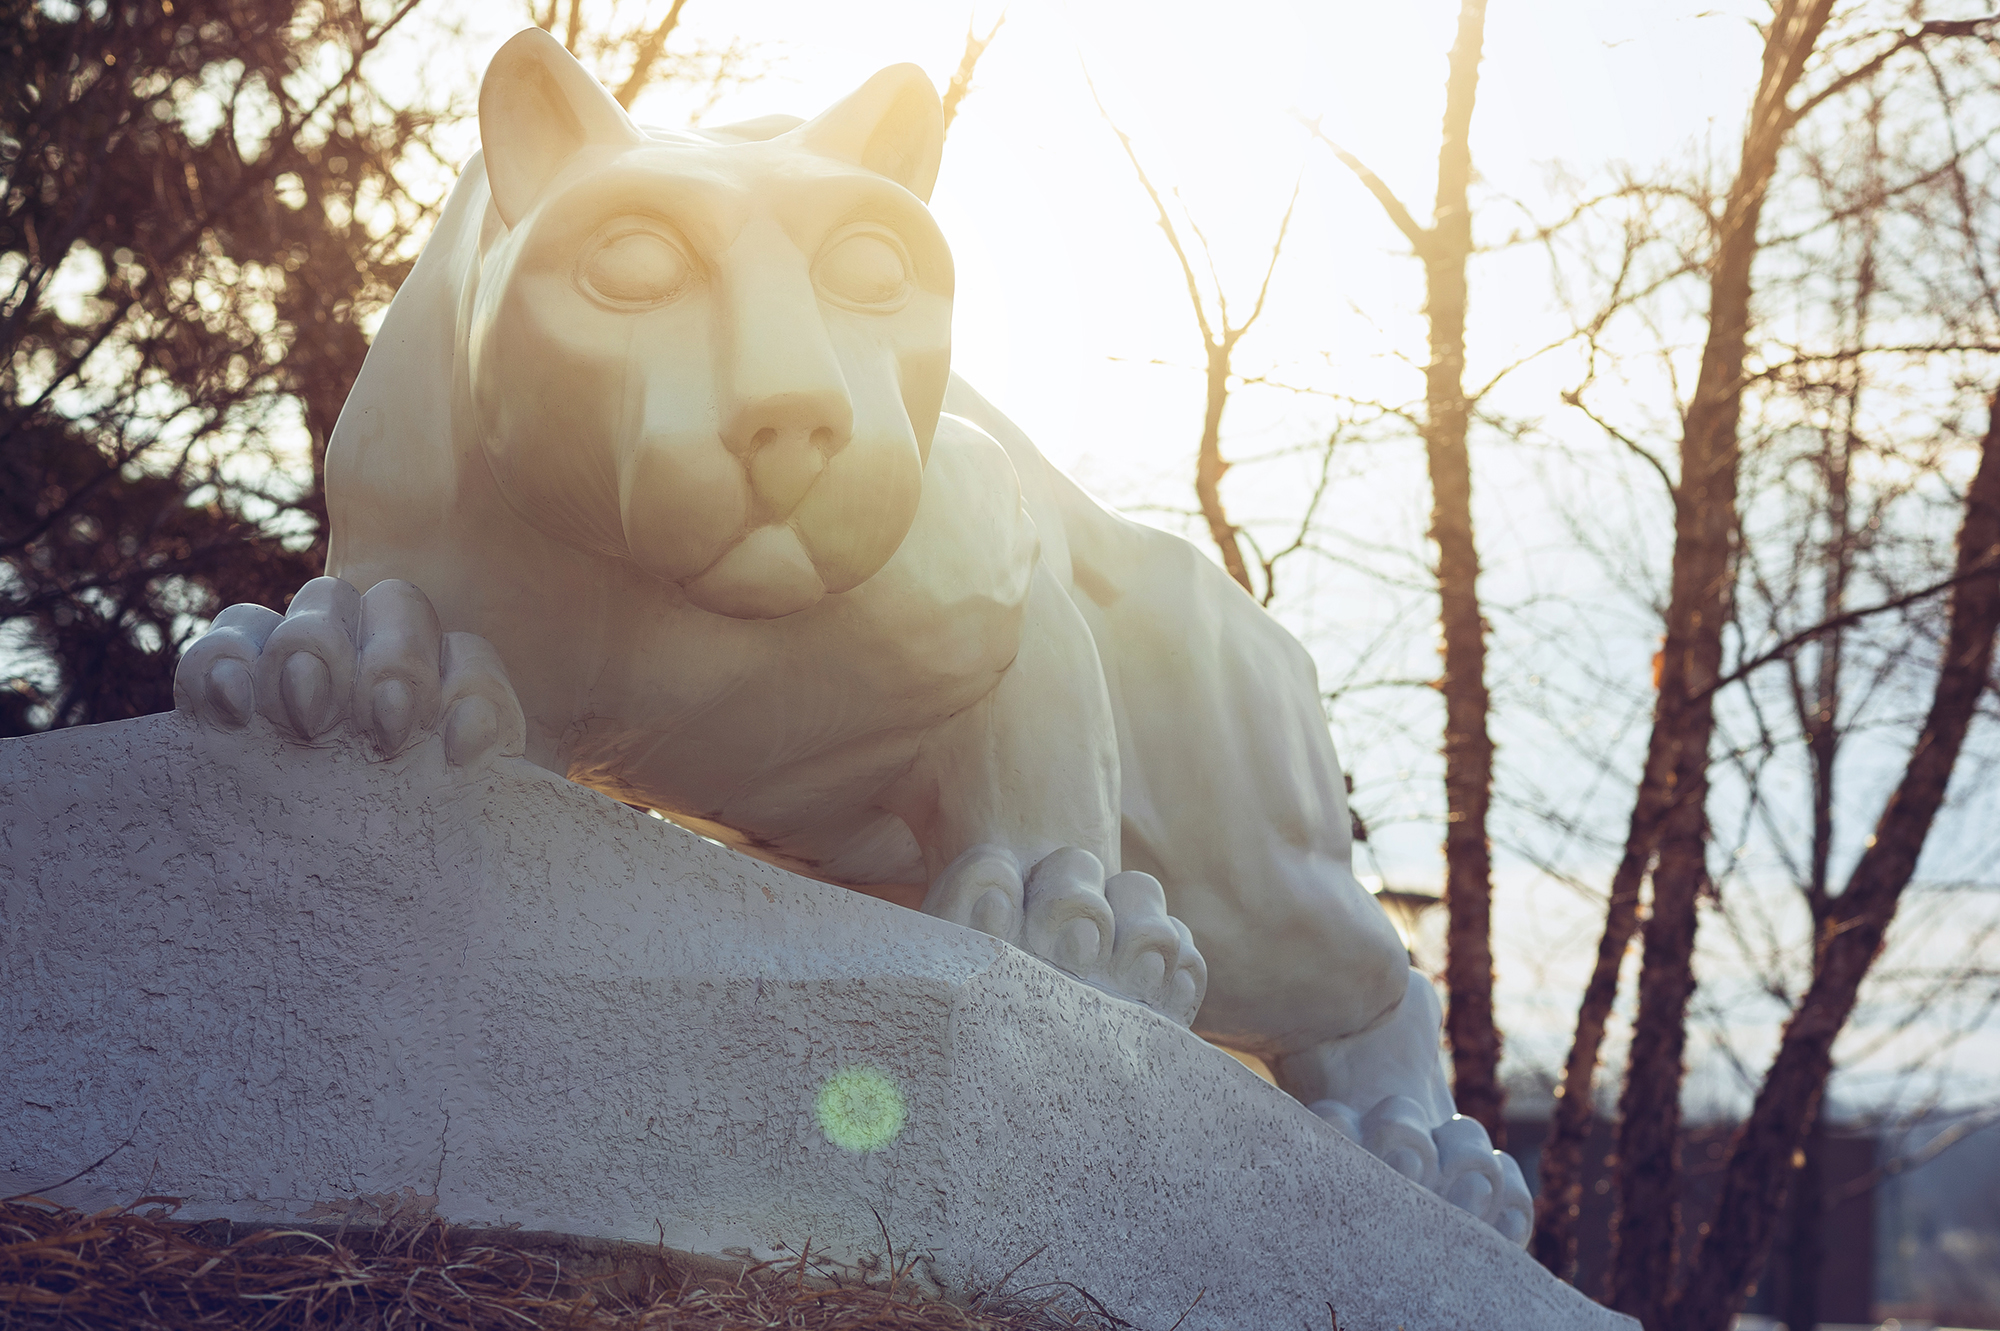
681, 522, 826, 619
594, 412, 925, 622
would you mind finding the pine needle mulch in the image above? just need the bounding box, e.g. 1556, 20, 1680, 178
0, 1199, 1145, 1331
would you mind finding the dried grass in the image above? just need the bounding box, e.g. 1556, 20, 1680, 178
0, 1199, 1145, 1331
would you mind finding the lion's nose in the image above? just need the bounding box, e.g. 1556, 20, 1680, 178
745, 424, 833, 519
724, 396, 851, 461
728, 399, 848, 520
718, 239, 855, 520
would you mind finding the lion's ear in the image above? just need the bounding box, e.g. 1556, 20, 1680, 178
479, 27, 644, 228
789, 65, 944, 203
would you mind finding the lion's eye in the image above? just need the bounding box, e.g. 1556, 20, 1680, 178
579, 225, 691, 308
815, 230, 910, 309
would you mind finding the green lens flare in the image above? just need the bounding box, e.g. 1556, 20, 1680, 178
815, 1065, 907, 1153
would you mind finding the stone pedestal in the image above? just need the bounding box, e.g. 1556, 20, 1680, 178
0, 713, 1630, 1330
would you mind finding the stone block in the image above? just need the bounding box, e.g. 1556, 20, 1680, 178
0, 713, 1631, 1330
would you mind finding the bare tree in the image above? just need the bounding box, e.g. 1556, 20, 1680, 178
0, 0, 437, 733
1092, 80, 1298, 599
1525, 1, 1848, 1294
1516, 7, 2000, 1322
1678, 382, 2000, 1326
1600, 9, 1846, 1311
1675, 12, 2000, 1320
1719, 96, 1889, 1331
1301, 0, 1504, 1143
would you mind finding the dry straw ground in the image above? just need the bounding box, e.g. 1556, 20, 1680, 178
0, 1199, 1158, 1331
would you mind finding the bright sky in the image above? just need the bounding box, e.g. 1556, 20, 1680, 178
399, 0, 1766, 482
371, 0, 2000, 1113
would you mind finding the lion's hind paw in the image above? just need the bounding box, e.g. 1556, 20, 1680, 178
1307, 1098, 1532, 1246
923, 845, 1208, 1026
175, 576, 525, 770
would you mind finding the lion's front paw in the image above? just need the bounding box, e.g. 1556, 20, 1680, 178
922, 845, 1207, 1026
174, 576, 525, 769
1306, 1097, 1532, 1245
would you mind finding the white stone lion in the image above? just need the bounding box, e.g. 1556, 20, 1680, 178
175, 28, 1531, 1241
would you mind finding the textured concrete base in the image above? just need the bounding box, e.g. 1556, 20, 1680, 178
0, 713, 1631, 1330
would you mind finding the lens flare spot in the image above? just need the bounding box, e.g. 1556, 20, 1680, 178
815, 1065, 907, 1153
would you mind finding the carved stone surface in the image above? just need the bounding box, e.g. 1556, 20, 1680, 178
171, 28, 1532, 1233
0, 713, 1631, 1331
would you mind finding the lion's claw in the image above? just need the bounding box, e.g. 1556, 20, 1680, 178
176, 577, 525, 770
1362, 1095, 1441, 1189
437, 630, 526, 766
1023, 847, 1116, 976
925, 845, 1207, 1026
1435, 1113, 1504, 1215
254, 576, 358, 739
1306, 1097, 1363, 1145
1491, 1150, 1534, 1246
177, 603, 282, 731
1307, 1096, 1531, 1245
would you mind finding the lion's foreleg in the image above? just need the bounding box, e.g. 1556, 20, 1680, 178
886, 566, 1207, 1025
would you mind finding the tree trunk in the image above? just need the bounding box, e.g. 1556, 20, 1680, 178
1304, 1, 1501, 1139
1426, 0, 1504, 1148
1672, 385, 2000, 1329
1602, 8, 1835, 1323
1607, 778, 1711, 1320
1780, 1112, 1825, 1331
1530, 781, 1663, 1277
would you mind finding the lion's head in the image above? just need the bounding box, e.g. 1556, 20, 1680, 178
466, 29, 953, 620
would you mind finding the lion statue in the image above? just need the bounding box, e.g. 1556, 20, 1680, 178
175, 27, 1531, 1242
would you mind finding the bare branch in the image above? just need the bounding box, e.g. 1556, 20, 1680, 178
1235, 175, 1303, 344
1295, 114, 1431, 255
1251, 426, 1339, 606
1744, 341, 2000, 388
1562, 388, 1678, 500
1466, 330, 1582, 403
614, 0, 695, 109
1704, 556, 2000, 700
940, 11, 1007, 136
1182, 198, 1232, 330
1785, 16, 1999, 130
1086, 68, 1216, 350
